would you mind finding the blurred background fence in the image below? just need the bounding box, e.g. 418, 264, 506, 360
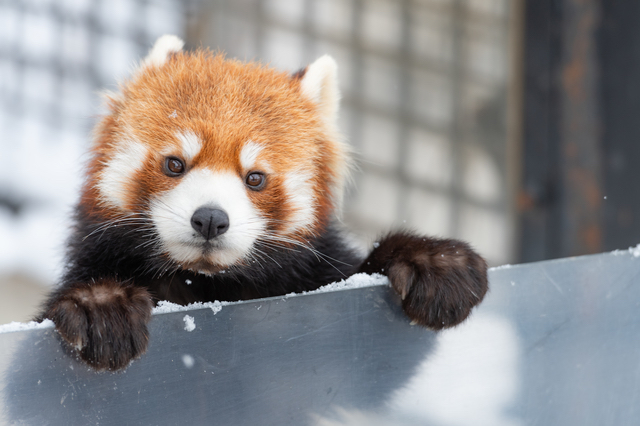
1, 0, 639, 323
193, 0, 519, 270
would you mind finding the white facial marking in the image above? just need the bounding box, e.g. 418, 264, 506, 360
176, 130, 202, 162
283, 170, 316, 233
97, 139, 148, 209
240, 141, 263, 171
151, 169, 266, 267
142, 35, 184, 68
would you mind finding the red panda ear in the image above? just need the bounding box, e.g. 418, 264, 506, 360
139, 34, 184, 71
297, 56, 351, 217
298, 55, 340, 131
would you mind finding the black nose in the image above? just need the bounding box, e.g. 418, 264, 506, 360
190, 207, 230, 240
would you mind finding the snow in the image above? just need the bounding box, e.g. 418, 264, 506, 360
153, 300, 228, 315
0, 319, 54, 334
181, 354, 195, 368
0, 122, 83, 283
610, 244, 640, 258
489, 264, 513, 271
284, 272, 388, 298
152, 273, 388, 315
183, 315, 195, 332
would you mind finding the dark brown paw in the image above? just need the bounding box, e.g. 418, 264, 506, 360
360, 232, 488, 330
42, 279, 153, 371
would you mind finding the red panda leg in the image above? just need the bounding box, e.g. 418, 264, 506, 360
358, 232, 488, 330
41, 279, 153, 371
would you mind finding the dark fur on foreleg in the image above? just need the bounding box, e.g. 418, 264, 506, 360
39, 279, 153, 371
359, 232, 488, 330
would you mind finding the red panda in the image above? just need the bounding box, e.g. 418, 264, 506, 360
40, 35, 488, 371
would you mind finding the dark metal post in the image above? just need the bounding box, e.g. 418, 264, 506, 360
520, 0, 604, 261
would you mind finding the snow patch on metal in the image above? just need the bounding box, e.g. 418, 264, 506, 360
0, 319, 54, 334
610, 243, 640, 258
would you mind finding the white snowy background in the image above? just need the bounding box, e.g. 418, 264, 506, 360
0, 0, 183, 322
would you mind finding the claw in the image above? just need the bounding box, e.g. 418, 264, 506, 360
401, 287, 408, 300
388, 262, 413, 300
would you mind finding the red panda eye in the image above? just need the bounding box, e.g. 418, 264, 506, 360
245, 172, 266, 190
164, 157, 185, 176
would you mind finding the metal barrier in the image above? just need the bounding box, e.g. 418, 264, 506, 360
2, 249, 640, 425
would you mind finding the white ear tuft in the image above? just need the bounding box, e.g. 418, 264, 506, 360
299, 55, 340, 129
142, 35, 184, 69
299, 55, 350, 217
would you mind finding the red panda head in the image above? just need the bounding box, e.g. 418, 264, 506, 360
84, 35, 350, 274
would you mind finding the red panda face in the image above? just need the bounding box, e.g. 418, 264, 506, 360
84, 36, 349, 275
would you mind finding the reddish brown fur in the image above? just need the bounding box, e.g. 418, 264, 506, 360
85, 51, 342, 239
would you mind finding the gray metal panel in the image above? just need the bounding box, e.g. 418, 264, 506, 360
2, 250, 640, 425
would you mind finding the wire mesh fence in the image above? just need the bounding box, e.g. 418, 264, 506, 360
194, 0, 518, 265
0, 0, 186, 280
